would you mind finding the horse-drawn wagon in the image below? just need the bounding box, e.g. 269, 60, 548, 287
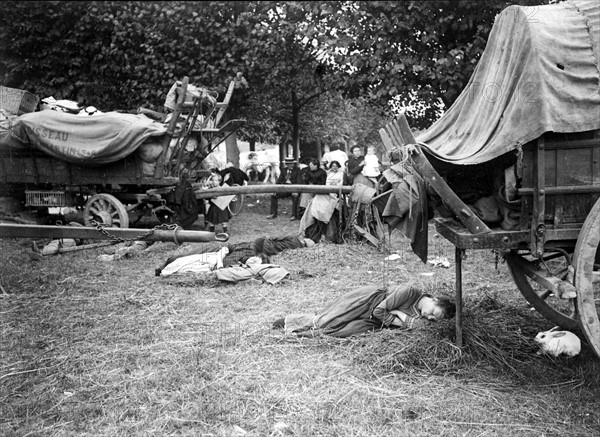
0, 76, 245, 228
379, 0, 600, 357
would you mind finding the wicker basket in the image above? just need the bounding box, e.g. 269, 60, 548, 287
0, 86, 39, 115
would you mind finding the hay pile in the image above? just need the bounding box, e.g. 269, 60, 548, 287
352, 292, 600, 384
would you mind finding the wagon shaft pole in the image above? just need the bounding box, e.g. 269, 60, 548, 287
455, 247, 464, 347
192, 184, 353, 199
0, 224, 228, 243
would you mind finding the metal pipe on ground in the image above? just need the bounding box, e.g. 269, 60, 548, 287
0, 224, 228, 244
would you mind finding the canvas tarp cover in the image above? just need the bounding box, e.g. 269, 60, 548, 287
10, 110, 167, 165
417, 0, 600, 165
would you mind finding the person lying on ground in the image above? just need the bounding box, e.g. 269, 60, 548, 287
97, 240, 155, 262
159, 246, 290, 284
154, 235, 315, 276
29, 221, 84, 259
272, 283, 455, 338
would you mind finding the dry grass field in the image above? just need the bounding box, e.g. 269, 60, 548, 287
2, 194, 600, 436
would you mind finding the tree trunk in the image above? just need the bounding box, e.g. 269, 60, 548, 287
317, 140, 324, 162
291, 90, 300, 161
278, 132, 290, 169
278, 139, 285, 169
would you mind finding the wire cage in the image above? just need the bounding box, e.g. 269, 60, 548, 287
25, 191, 68, 207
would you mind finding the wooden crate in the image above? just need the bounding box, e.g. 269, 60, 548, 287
519, 130, 600, 228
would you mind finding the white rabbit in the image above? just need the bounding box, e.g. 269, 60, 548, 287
535, 326, 581, 358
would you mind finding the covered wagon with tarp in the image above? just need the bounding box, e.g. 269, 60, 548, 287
378, 0, 600, 357
0, 76, 244, 228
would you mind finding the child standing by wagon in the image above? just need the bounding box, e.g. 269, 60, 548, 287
203, 168, 232, 234
361, 145, 381, 185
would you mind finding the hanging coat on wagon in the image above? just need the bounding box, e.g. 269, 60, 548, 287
172, 172, 200, 229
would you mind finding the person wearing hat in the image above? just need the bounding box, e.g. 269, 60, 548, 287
266, 157, 302, 220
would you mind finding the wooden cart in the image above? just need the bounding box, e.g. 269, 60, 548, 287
0, 77, 244, 227
380, 115, 600, 358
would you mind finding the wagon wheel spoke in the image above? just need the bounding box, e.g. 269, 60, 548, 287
505, 251, 579, 330
83, 194, 129, 229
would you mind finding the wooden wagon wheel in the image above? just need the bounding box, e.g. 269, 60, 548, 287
84, 193, 130, 228
505, 250, 579, 330
574, 198, 600, 356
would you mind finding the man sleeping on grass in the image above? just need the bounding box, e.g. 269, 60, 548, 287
155, 235, 316, 283
272, 284, 455, 338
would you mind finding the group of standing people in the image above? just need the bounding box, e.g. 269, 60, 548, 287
267, 156, 331, 220
265, 142, 383, 244
322, 142, 382, 188
267, 142, 383, 219
171, 143, 383, 235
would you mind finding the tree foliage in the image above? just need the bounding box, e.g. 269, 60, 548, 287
302, 93, 386, 152
0, 0, 368, 156
1, 1, 262, 109
300, 0, 548, 129
0, 0, 550, 155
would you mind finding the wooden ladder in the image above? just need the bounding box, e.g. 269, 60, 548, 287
154, 77, 246, 178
